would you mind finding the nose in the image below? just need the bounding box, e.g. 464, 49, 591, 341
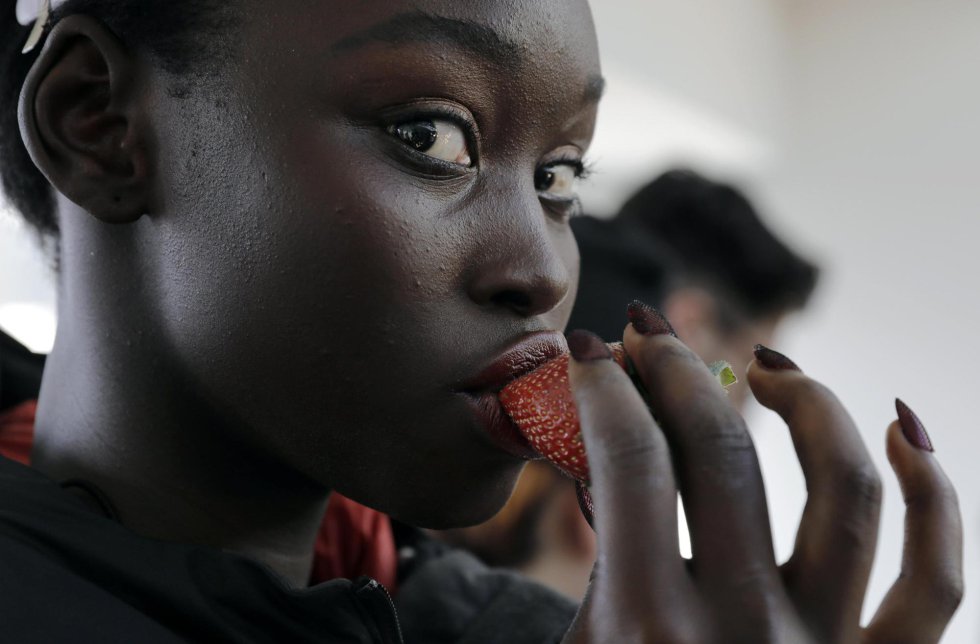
465, 191, 575, 319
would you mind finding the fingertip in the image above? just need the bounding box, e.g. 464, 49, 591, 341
625, 299, 676, 337
621, 321, 648, 350
622, 321, 640, 346
885, 420, 912, 468
886, 407, 938, 470
746, 358, 845, 437
744, 354, 797, 388
744, 358, 790, 409
753, 344, 802, 372
622, 322, 688, 354
885, 420, 952, 500
745, 346, 804, 391
567, 329, 613, 363
744, 358, 765, 386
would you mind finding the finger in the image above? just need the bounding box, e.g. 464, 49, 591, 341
747, 347, 881, 635
566, 329, 687, 601
863, 408, 963, 644
623, 321, 777, 589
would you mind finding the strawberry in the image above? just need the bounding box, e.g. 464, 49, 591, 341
499, 343, 736, 485
498, 342, 627, 483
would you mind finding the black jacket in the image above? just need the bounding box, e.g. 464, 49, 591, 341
0, 331, 577, 643
0, 329, 45, 411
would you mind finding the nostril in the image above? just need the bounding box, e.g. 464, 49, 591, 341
490, 289, 533, 316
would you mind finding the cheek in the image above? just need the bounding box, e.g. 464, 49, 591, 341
549, 229, 580, 331
281, 124, 469, 302
150, 111, 468, 431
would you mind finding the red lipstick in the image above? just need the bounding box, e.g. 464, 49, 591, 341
457, 331, 568, 459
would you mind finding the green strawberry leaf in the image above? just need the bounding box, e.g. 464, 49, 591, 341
708, 361, 738, 388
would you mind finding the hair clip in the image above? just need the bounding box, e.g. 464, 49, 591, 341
18, 0, 62, 54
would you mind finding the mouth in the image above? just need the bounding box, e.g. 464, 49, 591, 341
458, 330, 568, 394
456, 331, 568, 459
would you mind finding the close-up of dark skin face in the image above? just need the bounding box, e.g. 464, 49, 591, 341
12, 0, 965, 640
136, 0, 600, 522
25, 0, 600, 583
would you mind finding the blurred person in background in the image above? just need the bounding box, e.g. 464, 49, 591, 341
572, 168, 820, 409
440, 168, 821, 599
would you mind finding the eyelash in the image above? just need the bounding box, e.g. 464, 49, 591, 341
546, 156, 592, 181
537, 156, 591, 221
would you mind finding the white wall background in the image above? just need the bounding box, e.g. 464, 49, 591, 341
763, 3, 980, 642
2, 2, 978, 641
0, 209, 56, 353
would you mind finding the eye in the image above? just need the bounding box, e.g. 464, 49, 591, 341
534, 163, 581, 199
388, 119, 472, 167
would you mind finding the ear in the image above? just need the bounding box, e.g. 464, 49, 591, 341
18, 15, 153, 224
661, 287, 719, 356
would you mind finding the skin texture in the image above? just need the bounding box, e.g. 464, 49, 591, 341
16, 0, 963, 639
22, 0, 599, 584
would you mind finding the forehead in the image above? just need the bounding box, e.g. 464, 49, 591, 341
240, 0, 601, 84
332, 1, 596, 54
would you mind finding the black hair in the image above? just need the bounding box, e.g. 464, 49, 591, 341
567, 215, 673, 342
568, 169, 819, 341
0, 0, 235, 246
615, 169, 819, 320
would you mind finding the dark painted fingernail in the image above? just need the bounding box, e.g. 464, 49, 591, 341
567, 330, 612, 362
896, 398, 934, 452
627, 299, 676, 337
575, 481, 596, 530
753, 344, 801, 371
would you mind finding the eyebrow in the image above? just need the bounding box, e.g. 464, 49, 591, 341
331, 10, 606, 105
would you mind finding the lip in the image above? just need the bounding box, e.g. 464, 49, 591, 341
458, 331, 568, 395
457, 331, 568, 459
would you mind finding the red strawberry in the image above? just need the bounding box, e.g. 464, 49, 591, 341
498, 342, 627, 483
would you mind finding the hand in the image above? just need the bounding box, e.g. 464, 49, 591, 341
561, 318, 963, 643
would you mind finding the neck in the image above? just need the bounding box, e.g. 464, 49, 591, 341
32, 315, 330, 587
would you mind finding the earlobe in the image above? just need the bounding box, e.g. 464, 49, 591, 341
18, 15, 153, 224
662, 287, 718, 350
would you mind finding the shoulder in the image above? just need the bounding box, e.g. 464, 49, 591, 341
0, 459, 388, 642
0, 456, 185, 641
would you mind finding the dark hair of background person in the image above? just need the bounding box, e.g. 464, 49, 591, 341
568, 168, 819, 341
0, 0, 235, 250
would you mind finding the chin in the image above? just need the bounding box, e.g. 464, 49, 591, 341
387, 466, 524, 530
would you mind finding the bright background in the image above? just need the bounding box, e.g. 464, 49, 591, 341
2, 2, 978, 641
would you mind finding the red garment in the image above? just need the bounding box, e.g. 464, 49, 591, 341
0, 401, 397, 591
0, 400, 34, 466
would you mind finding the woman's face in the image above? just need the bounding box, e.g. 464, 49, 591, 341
144, 0, 601, 527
